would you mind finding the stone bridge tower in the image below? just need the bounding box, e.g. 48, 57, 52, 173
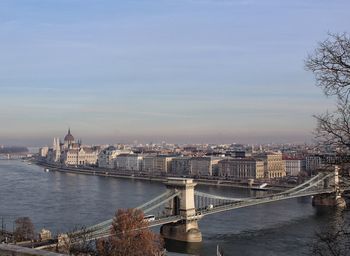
160, 178, 202, 243
312, 166, 346, 207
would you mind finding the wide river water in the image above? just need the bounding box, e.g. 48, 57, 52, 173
0, 160, 348, 255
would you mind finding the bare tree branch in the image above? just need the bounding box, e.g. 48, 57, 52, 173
314, 98, 350, 151
311, 225, 350, 256
306, 33, 350, 153
305, 33, 350, 100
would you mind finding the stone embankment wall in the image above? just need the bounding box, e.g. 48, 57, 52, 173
0, 244, 66, 256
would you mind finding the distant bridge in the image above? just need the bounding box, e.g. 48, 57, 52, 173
0, 153, 29, 160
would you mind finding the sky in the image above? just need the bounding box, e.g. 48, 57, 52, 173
0, 0, 349, 146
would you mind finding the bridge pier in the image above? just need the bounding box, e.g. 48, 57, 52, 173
312, 166, 346, 208
312, 193, 346, 207
160, 178, 202, 243
160, 220, 202, 243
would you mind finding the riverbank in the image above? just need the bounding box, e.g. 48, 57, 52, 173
34, 161, 286, 192
1, 160, 336, 256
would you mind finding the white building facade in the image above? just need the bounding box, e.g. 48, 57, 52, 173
285, 159, 305, 176
115, 154, 143, 171
218, 158, 265, 179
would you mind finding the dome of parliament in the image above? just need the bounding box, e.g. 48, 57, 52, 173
64, 129, 75, 142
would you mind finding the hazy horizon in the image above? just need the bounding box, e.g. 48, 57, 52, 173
1, 129, 314, 147
1, 0, 349, 146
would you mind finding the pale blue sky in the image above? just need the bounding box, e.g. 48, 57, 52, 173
1, 0, 349, 145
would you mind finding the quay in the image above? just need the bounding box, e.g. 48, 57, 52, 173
35, 161, 287, 192
0, 244, 66, 256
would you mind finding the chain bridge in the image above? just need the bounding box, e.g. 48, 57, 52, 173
69, 166, 347, 244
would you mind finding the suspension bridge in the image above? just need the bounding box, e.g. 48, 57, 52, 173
64, 166, 346, 244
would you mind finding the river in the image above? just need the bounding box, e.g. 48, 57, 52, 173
0, 160, 348, 255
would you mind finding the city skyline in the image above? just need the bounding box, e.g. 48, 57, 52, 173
1, 0, 349, 146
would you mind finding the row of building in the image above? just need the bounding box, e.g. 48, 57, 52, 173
38, 132, 285, 179
97, 146, 219, 176
97, 145, 289, 178
39, 130, 336, 180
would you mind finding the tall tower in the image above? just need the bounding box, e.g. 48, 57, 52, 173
160, 178, 202, 243
53, 137, 57, 149
54, 137, 61, 162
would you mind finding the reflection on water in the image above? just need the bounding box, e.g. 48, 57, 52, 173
0, 160, 349, 256
165, 239, 202, 255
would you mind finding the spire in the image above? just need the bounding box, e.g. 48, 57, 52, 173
68, 128, 71, 135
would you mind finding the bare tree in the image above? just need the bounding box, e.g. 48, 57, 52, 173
97, 208, 164, 256
14, 217, 35, 242
305, 33, 350, 152
306, 32, 350, 255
